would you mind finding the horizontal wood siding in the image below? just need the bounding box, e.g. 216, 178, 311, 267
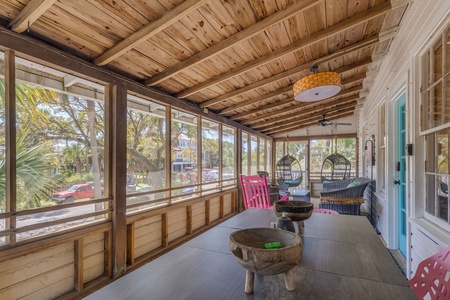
0, 242, 74, 299
409, 222, 447, 277
0, 189, 237, 299
209, 197, 220, 222
168, 207, 187, 242
134, 215, 162, 258
83, 232, 105, 284
191, 202, 205, 231
223, 193, 232, 215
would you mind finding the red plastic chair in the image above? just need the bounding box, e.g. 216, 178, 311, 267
313, 208, 339, 214
239, 175, 288, 209
408, 246, 450, 299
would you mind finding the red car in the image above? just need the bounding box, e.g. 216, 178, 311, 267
52, 183, 95, 204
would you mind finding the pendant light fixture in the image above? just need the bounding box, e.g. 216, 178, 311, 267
293, 65, 341, 102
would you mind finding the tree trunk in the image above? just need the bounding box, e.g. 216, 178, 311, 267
87, 100, 103, 215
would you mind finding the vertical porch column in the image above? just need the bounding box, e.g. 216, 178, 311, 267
5, 50, 16, 246
105, 84, 127, 278
236, 129, 242, 211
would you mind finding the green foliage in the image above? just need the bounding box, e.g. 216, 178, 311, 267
0, 135, 58, 210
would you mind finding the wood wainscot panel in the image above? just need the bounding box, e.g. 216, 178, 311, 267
223, 193, 232, 215
191, 202, 206, 231
209, 197, 221, 222
0, 242, 74, 299
134, 215, 162, 259
168, 207, 187, 242
83, 232, 105, 284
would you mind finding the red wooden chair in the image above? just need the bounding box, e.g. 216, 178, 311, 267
408, 246, 450, 299
239, 175, 288, 209
313, 208, 339, 214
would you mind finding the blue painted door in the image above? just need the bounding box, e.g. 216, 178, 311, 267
397, 93, 407, 256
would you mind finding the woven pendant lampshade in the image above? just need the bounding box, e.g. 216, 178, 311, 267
293, 66, 341, 102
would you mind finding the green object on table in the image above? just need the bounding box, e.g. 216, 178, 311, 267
264, 241, 281, 249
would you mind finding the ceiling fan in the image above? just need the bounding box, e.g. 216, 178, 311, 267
317, 114, 352, 127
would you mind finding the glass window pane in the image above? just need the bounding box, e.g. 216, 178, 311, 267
14, 57, 106, 241
433, 39, 443, 83
171, 109, 198, 197
446, 28, 450, 76
310, 139, 333, 181
445, 75, 450, 123
337, 138, 357, 175
266, 141, 271, 176
202, 119, 219, 183
250, 135, 258, 175
287, 142, 307, 189
242, 133, 248, 175
258, 139, 265, 172
437, 130, 449, 174
222, 125, 235, 182
431, 82, 443, 127
126, 98, 167, 211
275, 142, 284, 163
0, 52, 4, 246
421, 90, 430, 131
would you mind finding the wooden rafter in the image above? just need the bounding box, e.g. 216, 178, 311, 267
243, 85, 363, 126
266, 110, 356, 135
259, 100, 358, 133
8, 0, 57, 33
217, 36, 378, 115
198, 2, 391, 109
144, 0, 320, 86
252, 95, 359, 130
94, 0, 208, 66
233, 58, 371, 123
230, 74, 365, 121
222, 86, 292, 117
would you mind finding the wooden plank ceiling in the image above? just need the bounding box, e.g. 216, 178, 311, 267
0, 0, 408, 137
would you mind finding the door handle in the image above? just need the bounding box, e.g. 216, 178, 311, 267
394, 180, 400, 185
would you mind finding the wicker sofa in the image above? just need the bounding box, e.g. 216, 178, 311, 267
319, 177, 371, 215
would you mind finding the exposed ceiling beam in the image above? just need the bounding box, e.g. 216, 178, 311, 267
94, 0, 207, 66
269, 112, 355, 136
222, 86, 292, 117
8, 0, 57, 33
243, 85, 363, 125
253, 96, 359, 131
266, 106, 355, 135
259, 100, 358, 132
217, 37, 377, 115
144, 0, 320, 86
234, 58, 371, 123
198, 1, 391, 108
230, 74, 365, 121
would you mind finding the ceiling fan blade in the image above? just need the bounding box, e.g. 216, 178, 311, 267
335, 122, 352, 126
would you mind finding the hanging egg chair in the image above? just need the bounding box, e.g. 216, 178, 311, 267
320, 153, 351, 182
276, 154, 303, 188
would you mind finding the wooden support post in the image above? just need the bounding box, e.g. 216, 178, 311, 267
126, 224, 135, 266
205, 200, 210, 226
74, 238, 84, 291
104, 230, 112, 277
107, 84, 128, 279
161, 213, 169, 247
219, 196, 224, 219
5, 50, 16, 246
186, 206, 192, 234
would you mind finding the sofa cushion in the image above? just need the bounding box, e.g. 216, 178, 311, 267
347, 179, 360, 187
